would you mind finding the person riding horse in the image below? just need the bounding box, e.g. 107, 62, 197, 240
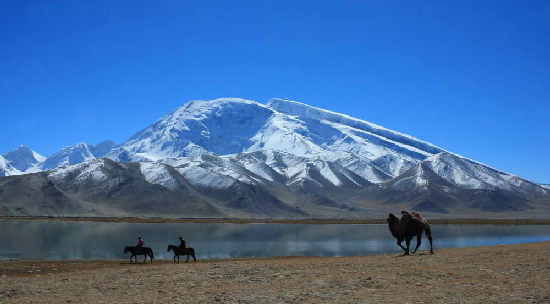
178, 237, 186, 249
137, 236, 144, 247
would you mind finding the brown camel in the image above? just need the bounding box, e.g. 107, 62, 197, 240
387, 211, 434, 255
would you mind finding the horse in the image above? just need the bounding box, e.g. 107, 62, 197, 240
387, 211, 433, 255
167, 245, 197, 263
123, 246, 154, 263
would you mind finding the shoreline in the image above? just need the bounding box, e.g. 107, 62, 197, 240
2, 242, 550, 303
2, 241, 549, 277
2, 215, 550, 225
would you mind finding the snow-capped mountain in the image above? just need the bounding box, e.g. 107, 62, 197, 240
0, 141, 117, 175
39, 141, 117, 171
2, 145, 46, 173
0, 155, 21, 176
41, 143, 96, 170
422, 153, 544, 194
387, 152, 546, 196
107, 98, 446, 178
373, 152, 547, 213
1, 98, 548, 218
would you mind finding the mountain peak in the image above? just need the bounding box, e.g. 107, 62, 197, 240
2, 145, 45, 172
174, 98, 268, 117
41, 142, 96, 170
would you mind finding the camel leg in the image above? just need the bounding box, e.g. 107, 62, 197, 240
404, 237, 411, 255
427, 230, 434, 254
412, 232, 422, 254
396, 239, 407, 253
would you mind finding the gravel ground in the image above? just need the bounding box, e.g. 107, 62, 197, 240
1, 242, 550, 304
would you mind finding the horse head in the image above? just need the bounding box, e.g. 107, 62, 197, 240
123, 246, 130, 254
167, 245, 173, 252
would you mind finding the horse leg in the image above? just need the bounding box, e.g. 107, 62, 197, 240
412, 232, 422, 254
426, 229, 434, 254
193, 253, 197, 262
186, 254, 190, 263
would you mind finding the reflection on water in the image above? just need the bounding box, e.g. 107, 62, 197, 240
0, 221, 549, 260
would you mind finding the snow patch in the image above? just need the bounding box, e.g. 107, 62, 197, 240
48, 159, 107, 183
140, 162, 179, 190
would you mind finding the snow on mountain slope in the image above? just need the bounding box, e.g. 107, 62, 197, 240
41, 143, 96, 170
107, 98, 453, 179
4, 97, 546, 217
107, 98, 274, 161
335, 155, 393, 183
162, 154, 263, 190
48, 158, 108, 184
2, 145, 45, 173
390, 152, 546, 194
158, 150, 370, 191
139, 162, 181, 191
0, 155, 22, 176
90, 140, 116, 157
267, 98, 445, 156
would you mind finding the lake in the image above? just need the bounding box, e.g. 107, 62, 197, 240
1, 221, 549, 260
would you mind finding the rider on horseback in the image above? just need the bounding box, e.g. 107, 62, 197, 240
137, 236, 144, 247
178, 237, 186, 249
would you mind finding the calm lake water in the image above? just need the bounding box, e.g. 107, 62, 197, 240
1, 221, 549, 260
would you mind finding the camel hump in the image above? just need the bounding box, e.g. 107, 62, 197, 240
411, 211, 428, 223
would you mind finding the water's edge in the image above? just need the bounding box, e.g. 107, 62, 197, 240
2, 216, 550, 225
2, 221, 550, 261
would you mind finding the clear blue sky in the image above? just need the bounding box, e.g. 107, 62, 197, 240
1, 1, 549, 183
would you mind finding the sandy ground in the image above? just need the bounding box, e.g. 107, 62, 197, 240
1, 242, 550, 304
